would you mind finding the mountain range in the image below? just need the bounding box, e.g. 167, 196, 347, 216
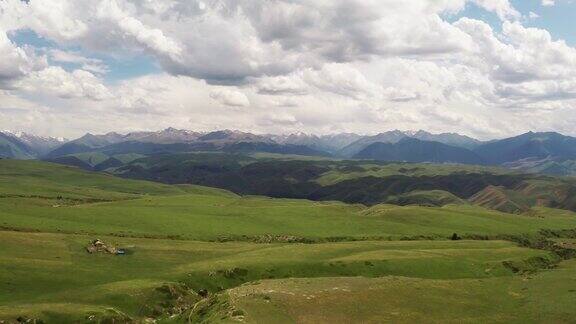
0, 131, 65, 159
3, 128, 576, 176
338, 130, 481, 157
353, 138, 485, 165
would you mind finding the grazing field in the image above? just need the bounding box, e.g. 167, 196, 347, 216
227, 260, 576, 324
86, 152, 576, 213
0, 231, 556, 322
0, 159, 189, 200
0, 160, 576, 323
313, 162, 512, 186
2, 162, 576, 241
4, 193, 576, 241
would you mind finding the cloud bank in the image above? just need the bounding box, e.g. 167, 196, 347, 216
1, 0, 576, 139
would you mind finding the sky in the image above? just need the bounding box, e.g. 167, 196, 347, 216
1, 0, 576, 140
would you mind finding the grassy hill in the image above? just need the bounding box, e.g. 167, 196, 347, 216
1, 160, 576, 323
46, 151, 576, 213
13, 159, 564, 240
0, 232, 556, 323
84, 152, 576, 213
226, 259, 576, 323
0, 159, 188, 201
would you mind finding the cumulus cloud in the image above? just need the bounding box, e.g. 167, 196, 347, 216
1, 0, 576, 139
455, 18, 576, 99
0, 27, 46, 87
471, 0, 520, 21
3, 0, 478, 83
256, 75, 309, 96
255, 64, 381, 100
210, 89, 250, 107
94, 0, 182, 61
16, 66, 112, 101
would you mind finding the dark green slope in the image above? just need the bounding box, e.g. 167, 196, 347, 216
105, 152, 576, 213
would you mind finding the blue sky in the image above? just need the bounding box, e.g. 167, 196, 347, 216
9, 29, 161, 83
514, 0, 576, 45
451, 0, 576, 45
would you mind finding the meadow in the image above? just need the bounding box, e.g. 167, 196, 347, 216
0, 160, 575, 323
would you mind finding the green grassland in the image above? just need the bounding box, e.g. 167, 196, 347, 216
100, 152, 576, 213
0, 160, 188, 200
227, 259, 576, 323
1, 160, 576, 323
314, 162, 512, 186
3, 191, 576, 241
0, 231, 556, 322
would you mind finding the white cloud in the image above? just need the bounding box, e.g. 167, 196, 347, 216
471, 0, 520, 21
2, 0, 576, 139
210, 89, 250, 107
255, 75, 309, 96
94, 0, 182, 60
3, 0, 478, 82
48, 49, 109, 75
542, 0, 556, 6
49, 49, 97, 64
16, 66, 112, 101
0, 27, 46, 86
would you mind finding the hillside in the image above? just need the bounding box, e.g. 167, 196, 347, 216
2, 160, 576, 241
504, 157, 576, 177
0, 160, 576, 322
81, 152, 576, 214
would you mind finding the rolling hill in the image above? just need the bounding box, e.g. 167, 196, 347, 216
78, 152, 576, 214
0, 160, 576, 322
504, 157, 576, 177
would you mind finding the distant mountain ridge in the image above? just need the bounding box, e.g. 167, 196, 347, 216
6, 128, 576, 176
0, 131, 66, 159
271, 133, 363, 154
339, 130, 481, 157
473, 132, 576, 165
354, 138, 485, 165
46, 128, 481, 160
